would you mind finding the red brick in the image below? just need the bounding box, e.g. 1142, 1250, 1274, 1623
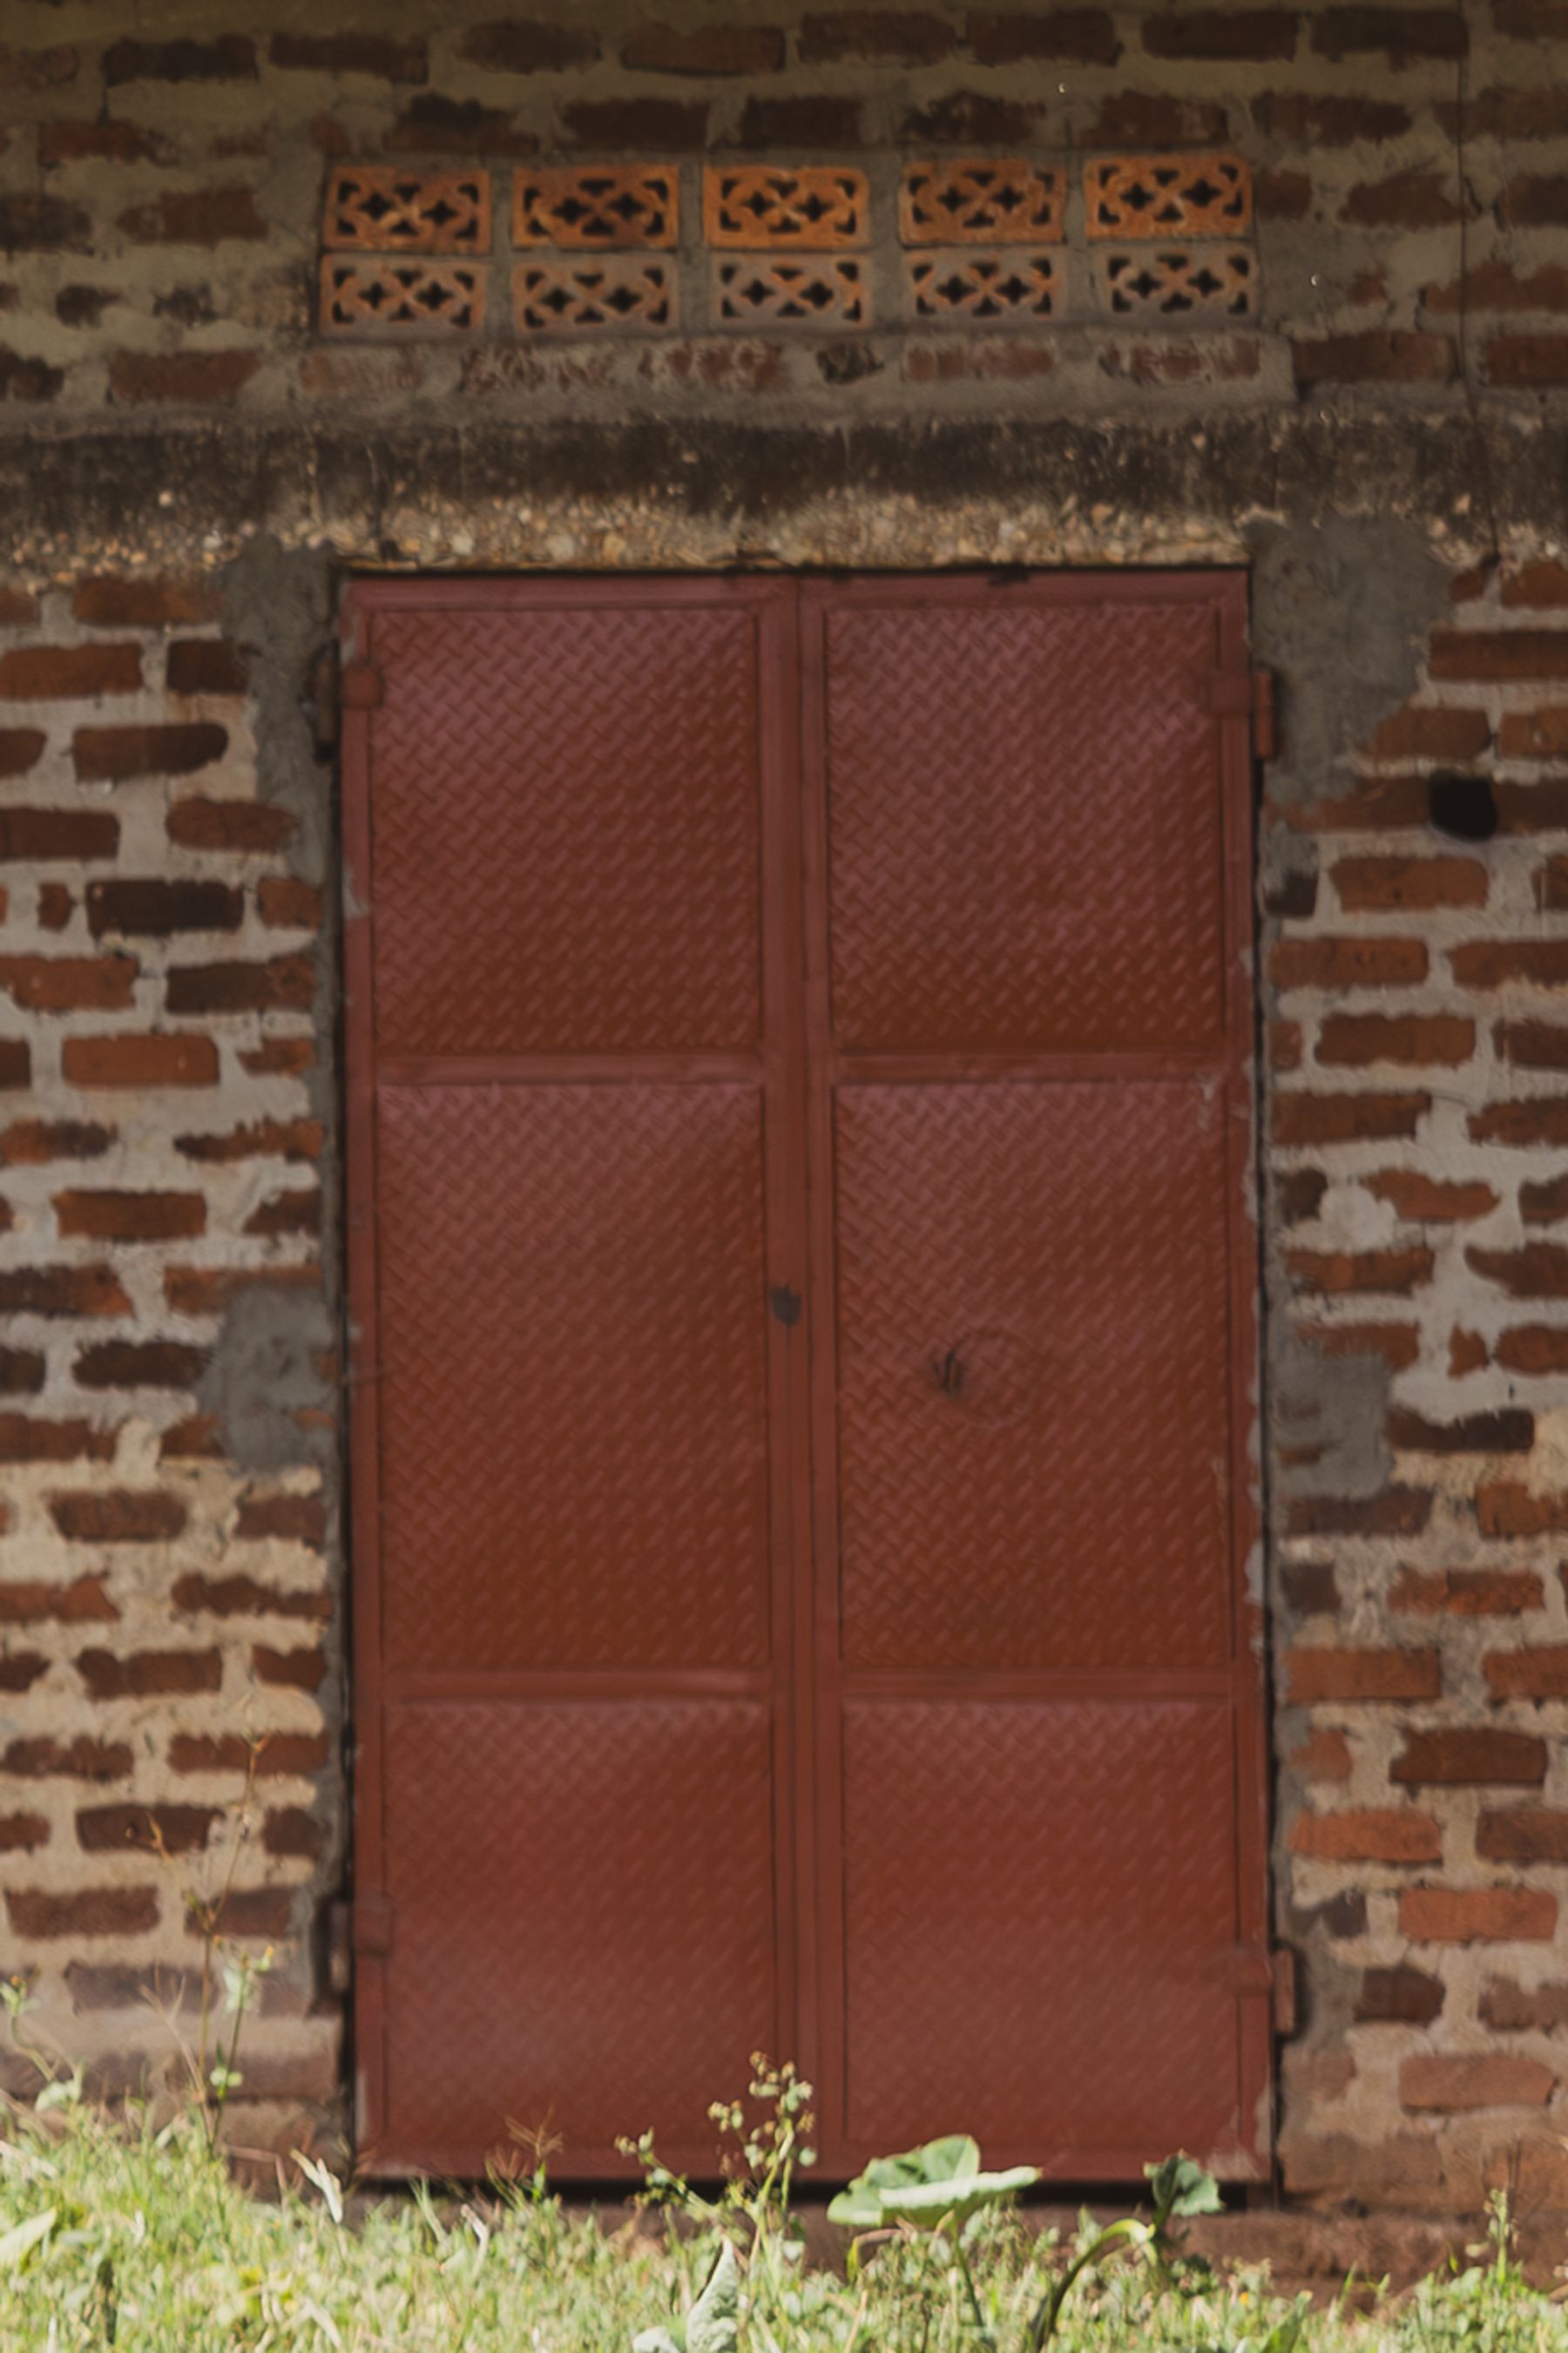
37, 885, 71, 931
0, 195, 90, 253
1497, 1018, 1568, 1072
189, 1886, 295, 1941
1268, 1018, 1303, 1073
1488, 337, 1568, 388
1294, 332, 1456, 389
1270, 936, 1428, 989
900, 90, 1037, 143
0, 1813, 49, 1854
622, 23, 785, 71
240, 1038, 314, 1078
170, 1730, 328, 1776
256, 877, 321, 930
72, 574, 221, 626
38, 121, 161, 165
75, 1339, 206, 1391
1274, 1093, 1430, 1146
1287, 1646, 1440, 1703
1254, 168, 1312, 221
1143, 6, 1296, 54
1503, 563, 1568, 609
73, 723, 227, 781
65, 1961, 203, 2011
1470, 1097, 1568, 1146
1283, 1559, 1339, 1615
733, 92, 866, 144
1500, 714, 1568, 765
76, 1802, 219, 1855
0, 1416, 117, 1464
0, 1572, 115, 1626
172, 1570, 328, 1620
1083, 91, 1228, 144
0, 1119, 112, 1165
165, 639, 249, 696
165, 954, 314, 1015
0, 729, 45, 778
1500, 176, 1568, 228
86, 878, 242, 938
1285, 1247, 1434, 1296
0, 643, 140, 700
1477, 1482, 1568, 1536
1386, 1406, 1533, 1453
1467, 1242, 1568, 1300
1480, 1978, 1568, 2032
1356, 1964, 1443, 2025
1477, 1807, 1568, 1862
166, 796, 295, 850
54, 1190, 205, 1242
1439, 85, 1568, 139
119, 190, 266, 247
1310, 6, 1467, 57
1298, 1320, 1422, 1369
234, 1492, 327, 1545
1252, 91, 1410, 141
0, 1346, 44, 1396
1294, 1728, 1354, 1782
245, 1187, 321, 1239
2, 1734, 131, 1779
1334, 855, 1487, 912
1390, 1567, 1544, 1616
48, 1489, 186, 1544
1497, 1327, 1568, 1375
1290, 1807, 1442, 1862
262, 1805, 325, 1860
108, 350, 260, 405
386, 95, 540, 154
62, 1034, 220, 1090
1401, 1885, 1555, 1943
1433, 630, 1568, 682
0, 955, 136, 1012
799, 11, 956, 59
1448, 1320, 1482, 1372
268, 30, 427, 78
0, 1266, 130, 1318
105, 35, 255, 81
1288, 1489, 1431, 1537
1316, 1012, 1474, 1069
77, 1646, 220, 1699
253, 1644, 327, 1691
967, 9, 1121, 61
1364, 1170, 1497, 1221
1521, 1172, 1568, 1222
1402, 2054, 1553, 2109
1485, 1646, 1568, 1701
163, 1264, 321, 1316
7, 1885, 159, 1938
1342, 172, 1460, 229
1364, 707, 1490, 763
1426, 261, 1568, 316
175, 1117, 321, 1164
459, 20, 598, 69
559, 96, 708, 148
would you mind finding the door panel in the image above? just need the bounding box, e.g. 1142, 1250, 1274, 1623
344, 570, 1267, 2182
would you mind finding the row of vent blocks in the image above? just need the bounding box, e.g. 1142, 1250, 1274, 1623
321, 155, 1257, 336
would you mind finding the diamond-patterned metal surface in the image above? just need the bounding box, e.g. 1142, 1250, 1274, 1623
841, 1697, 1243, 2157
835, 1081, 1233, 1671
376, 1083, 771, 1673
383, 1697, 777, 2161
822, 599, 1226, 1051
368, 603, 762, 1055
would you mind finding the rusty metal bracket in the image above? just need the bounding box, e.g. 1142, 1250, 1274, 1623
1204, 668, 1279, 761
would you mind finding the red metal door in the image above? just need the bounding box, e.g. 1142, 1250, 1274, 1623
342, 571, 1267, 2181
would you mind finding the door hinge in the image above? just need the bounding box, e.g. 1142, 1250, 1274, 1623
1204, 668, 1279, 761
1220, 1942, 1297, 2035
309, 645, 340, 754
340, 658, 385, 711
323, 1891, 395, 1984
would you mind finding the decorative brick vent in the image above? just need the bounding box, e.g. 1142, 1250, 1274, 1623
320, 258, 489, 336
714, 257, 868, 327
514, 259, 676, 335
1096, 247, 1257, 320
899, 160, 1064, 246
907, 254, 1060, 323
322, 166, 491, 254
1085, 153, 1253, 240
513, 166, 679, 251
702, 166, 869, 249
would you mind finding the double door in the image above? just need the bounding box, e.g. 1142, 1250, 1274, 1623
342, 571, 1267, 2180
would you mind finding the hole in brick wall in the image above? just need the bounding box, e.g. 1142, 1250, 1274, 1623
1429, 772, 1498, 842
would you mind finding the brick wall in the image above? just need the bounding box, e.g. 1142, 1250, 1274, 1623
1270, 564, 1568, 2211
3, 0, 1568, 2204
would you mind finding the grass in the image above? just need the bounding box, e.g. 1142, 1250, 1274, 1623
3, 2089, 1568, 2353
